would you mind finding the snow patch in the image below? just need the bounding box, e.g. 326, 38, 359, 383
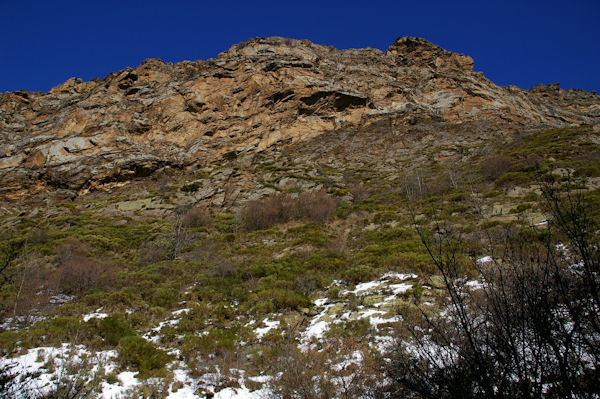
254, 319, 280, 339
49, 294, 75, 304
347, 280, 381, 295
465, 280, 483, 290
83, 312, 108, 322
388, 283, 412, 295
214, 386, 270, 399
382, 272, 417, 280
314, 297, 328, 307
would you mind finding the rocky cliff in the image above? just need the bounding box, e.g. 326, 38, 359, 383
1, 36, 599, 204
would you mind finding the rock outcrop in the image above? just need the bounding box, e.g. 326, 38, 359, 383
1, 36, 599, 202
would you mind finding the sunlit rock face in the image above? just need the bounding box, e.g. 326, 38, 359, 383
1, 36, 599, 200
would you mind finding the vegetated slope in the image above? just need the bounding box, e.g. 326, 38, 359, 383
0, 37, 599, 398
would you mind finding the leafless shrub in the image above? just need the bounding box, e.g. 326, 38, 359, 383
156, 175, 171, 192
400, 170, 454, 201
296, 191, 337, 223
56, 240, 113, 296
342, 170, 353, 183
138, 241, 170, 266
239, 193, 295, 231
171, 207, 195, 259
0, 237, 53, 324
271, 338, 383, 399
184, 239, 220, 263
425, 176, 452, 197
28, 228, 49, 245
182, 206, 212, 228
400, 170, 427, 201
386, 177, 600, 398
9, 251, 52, 325
208, 256, 238, 278
324, 236, 349, 256
350, 183, 370, 203
294, 274, 321, 295
481, 154, 513, 181
271, 342, 336, 399
57, 257, 105, 296
240, 191, 336, 231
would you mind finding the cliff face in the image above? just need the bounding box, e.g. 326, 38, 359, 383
1, 36, 599, 201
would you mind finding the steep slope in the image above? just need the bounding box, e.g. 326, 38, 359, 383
1, 36, 598, 206
1, 37, 600, 398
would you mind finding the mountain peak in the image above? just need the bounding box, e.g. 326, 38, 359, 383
0, 36, 598, 203
386, 36, 474, 71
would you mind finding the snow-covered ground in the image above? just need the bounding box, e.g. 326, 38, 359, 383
1, 271, 423, 398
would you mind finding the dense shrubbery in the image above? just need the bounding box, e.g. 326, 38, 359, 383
480, 154, 513, 181
56, 240, 114, 296
386, 178, 600, 398
239, 191, 336, 231
117, 336, 172, 378
94, 314, 137, 346
181, 206, 212, 228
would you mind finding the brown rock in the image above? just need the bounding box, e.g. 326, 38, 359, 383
0, 36, 598, 202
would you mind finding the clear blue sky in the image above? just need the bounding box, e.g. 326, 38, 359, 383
1, 0, 598, 94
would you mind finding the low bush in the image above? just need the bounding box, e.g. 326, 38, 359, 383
92, 314, 137, 346
55, 239, 113, 296
327, 318, 371, 338
254, 288, 310, 311
181, 207, 211, 228
239, 191, 336, 231
148, 287, 178, 308
117, 336, 172, 378
481, 154, 513, 181
181, 329, 237, 359
296, 191, 337, 223
180, 182, 200, 193
343, 265, 377, 284
240, 193, 295, 231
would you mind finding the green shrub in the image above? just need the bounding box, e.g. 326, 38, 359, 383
335, 202, 352, 218
180, 182, 200, 193
495, 171, 534, 186
93, 314, 137, 346
149, 287, 178, 308
327, 318, 371, 338
304, 254, 346, 273
39, 316, 83, 345
0, 331, 22, 353
251, 300, 276, 314
181, 327, 248, 359
254, 288, 310, 311
117, 336, 172, 378
343, 265, 376, 284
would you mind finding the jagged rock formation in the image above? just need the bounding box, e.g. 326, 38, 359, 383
1, 36, 599, 202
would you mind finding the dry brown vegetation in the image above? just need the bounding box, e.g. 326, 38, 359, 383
56, 240, 114, 296
181, 206, 212, 228
481, 154, 513, 181
240, 191, 336, 231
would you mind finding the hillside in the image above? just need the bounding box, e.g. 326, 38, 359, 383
0, 37, 599, 398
